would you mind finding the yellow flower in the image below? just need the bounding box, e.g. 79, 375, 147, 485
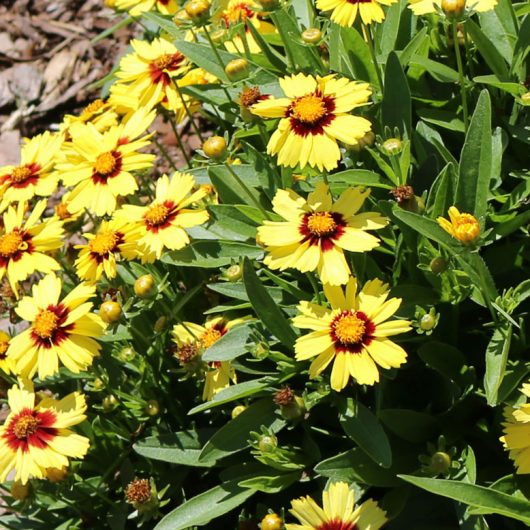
500, 383, 530, 474
56, 108, 155, 216
408, 0, 497, 14
75, 219, 141, 282
0, 132, 62, 210
0, 379, 89, 485
7, 273, 106, 379
109, 38, 191, 113
217, 0, 277, 54
292, 276, 411, 391
257, 183, 387, 286
437, 206, 480, 244
61, 99, 118, 134
115, 172, 209, 263
0, 330, 13, 374
113, 0, 178, 15
317, 0, 397, 26
251, 73, 371, 171
286, 481, 387, 530
0, 201, 64, 295
172, 317, 244, 400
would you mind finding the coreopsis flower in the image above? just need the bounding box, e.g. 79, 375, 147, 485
251, 73, 371, 171
61, 99, 118, 134
257, 183, 387, 286
56, 108, 155, 216
114, 0, 178, 15
6, 273, 106, 379
408, 0, 496, 15
292, 277, 411, 391
286, 481, 387, 530
316, 0, 398, 26
501, 383, 530, 474
115, 172, 209, 263
0, 330, 13, 374
74, 219, 141, 282
109, 39, 191, 113
0, 379, 89, 485
0, 201, 64, 295
52, 191, 83, 224
172, 317, 244, 400
437, 206, 480, 244
218, 0, 276, 54
0, 132, 62, 210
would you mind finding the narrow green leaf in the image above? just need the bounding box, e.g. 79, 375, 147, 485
456, 90, 492, 219
199, 398, 285, 464
331, 169, 394, 190
426, 163, 457, 218
382, 51, 412, 136
398, 27, 429, 66
243, 258, 297, 348
188, 377, 274, 415
398, 475, 530, 525
238, 471, 301, 493
409, 56, 459, 83
133, 429, 216, 467
202, 322, 254, 361
484, 322, 513, 406
154, 480, 256, 530
473, 75, 524, 96
379, 409, 438, 443
246, 19, 286, 71
339, 398, 392, 468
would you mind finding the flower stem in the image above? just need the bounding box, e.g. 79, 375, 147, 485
201, 25, 234, 101
163, 109, 192, 168
152, 135, 178, 172
452, 19, 469, 132
171, 79, 205, 143
363, 24, 384, 95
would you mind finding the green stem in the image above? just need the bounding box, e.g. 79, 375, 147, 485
306, 272, 322, 305
364, 24, 384, 95
452, 19, 469, 132
270, 12, 296, 71
224, 163, 272, 219
171, 79, 205, 142
152, 135, 178, 172
462, 23, 475, 79
164, 109, 192, 168
202, 25, 234, 101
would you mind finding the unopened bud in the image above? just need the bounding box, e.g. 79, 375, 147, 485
258, 434, 277, 452
202, 136, 227, 159
11, 481, 30, 500
301, 28, 322, 44
225, 59, 249, 82
382, 137, 402, 155
430, 451, 452, 474
185, 0, 210, 24
145, 399, 160, 416
441, 0, 465, 17
521, 92, 530, 106
261, 513, 283, 530
134, 274, 155, 298
429, 256, 448, 274
224, 264, 243, 282
232, 404, 247, 418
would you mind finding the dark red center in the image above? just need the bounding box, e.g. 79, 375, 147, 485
299, 211, 346, 252
330, 310, 376, 354
4, 408, 58, 452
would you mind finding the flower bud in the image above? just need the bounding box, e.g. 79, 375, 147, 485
125, 478, 156, 511
145, 399, 160, 416
280, 396, 306, 421
46, 466, 69, 483
420, 313, 437, 331
134, 274, 155, 298
225, 59, 249, 82
154, 316, 168, 332
429, 256, 448, 274
185, 0, 210, 24
231, 404, 247, 418
301, 28, 322, 44
441, 0, 465, 16
203, 136, 227, 160
261, 513, 283, 530
100, 301, 122, 323
521, 92, 530, 106
103, 394, 118, 411
382, 137, 402, 155
173, 9, 191, 25
11, 481, 30, 500
119, 346, 136, 361
224, 264, 243, 282
430, 451, 452, 474
258, 434, 277, 452
251, 341, 269, 359
210, 29, 227, 43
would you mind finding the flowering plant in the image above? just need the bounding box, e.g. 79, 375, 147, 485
0, 0, 529, 528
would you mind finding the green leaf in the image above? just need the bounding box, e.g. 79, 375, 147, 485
466, 20, 510, 80
398, 475, 530, 525
473, 75, 524, 96
198, 398, 285, 464
331, 169, 394, 190
162, 241, 263, 268
133, 429, 216, 467
377, 0, 402, 58
339, 398, 392, 468
417, 108, 465, 133
202, 322, 254, 362
246, 19, 286, 71
188, 377, 274, 415
382, 51, 411, 136
154, 479, 256, 530
242, 258, 297, 348
456, 90, 492, 220
484, 322, 513, 406
426, 163, 457, 218
398, 27, 429, 67
208, 165, 265, 209
409, 56, 459, 83
238, 470, 301, 493
379, 409, 438, 443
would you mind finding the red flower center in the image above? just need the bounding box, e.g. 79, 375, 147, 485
0, 229, 33, 266
1, 163, 41, 189
330, 310, 376, 353
149, 53, 185, 86
4, 408, 58, 452
144, 201, 177, 232
299, 211, 346, 251
318, 520, 356, 530
92, 150, 123, 184
31, 304, 72, 349
287, 92, 336, 137
89, 230, 124, 262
